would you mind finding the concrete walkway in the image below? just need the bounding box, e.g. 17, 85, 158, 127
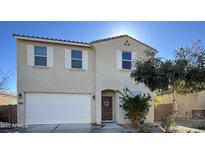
93, 123, 122, 133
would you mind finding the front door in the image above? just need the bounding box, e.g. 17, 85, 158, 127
102, 96, 112, 121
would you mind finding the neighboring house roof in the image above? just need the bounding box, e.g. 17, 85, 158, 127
13, 34, 92, 48
0, 92, 17, 105
13, 34, 156, 51
90, 34, 157, 51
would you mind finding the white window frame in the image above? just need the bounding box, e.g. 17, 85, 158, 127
71, 50, 83, 69
34, 46, 47, 67
122, 51, 132, 70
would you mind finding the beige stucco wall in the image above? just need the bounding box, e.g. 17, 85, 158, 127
197, 91, 205, 109
92, 36, 154, 124
157, 92, 199, 118
17, 39, 96, 123
176, 93, 198, 118
17, 40, 96, 93
17, 36, 154, 124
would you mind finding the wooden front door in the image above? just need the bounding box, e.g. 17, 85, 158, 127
102, 96, 112, 121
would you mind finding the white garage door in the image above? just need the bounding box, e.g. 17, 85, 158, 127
25, 93, 91, 125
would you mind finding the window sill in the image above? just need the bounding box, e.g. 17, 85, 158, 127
120, 69, 132, 72
32, 66, 49, 69
69, 68, 86, 71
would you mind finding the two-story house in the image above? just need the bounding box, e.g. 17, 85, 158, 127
14, 34, 156, 125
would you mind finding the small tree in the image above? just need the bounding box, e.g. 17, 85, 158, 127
161, 114, 176, 133
131, 41, 205, 120
118, 88, 151, 128
0, 71, 9, 91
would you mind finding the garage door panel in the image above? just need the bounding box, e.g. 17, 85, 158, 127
25, 93, 91, 124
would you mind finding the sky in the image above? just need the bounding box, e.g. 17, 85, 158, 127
1, 21, 205, 94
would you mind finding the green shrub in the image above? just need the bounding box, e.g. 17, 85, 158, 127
118, 87, 151, 127
161, 114, 176, 133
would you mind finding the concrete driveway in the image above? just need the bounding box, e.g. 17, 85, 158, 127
17, 123, 123, 133
0, 122, 163, 133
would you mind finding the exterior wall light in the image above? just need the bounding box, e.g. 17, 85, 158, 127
18, 93, 22, 99
92, 95, 96, 100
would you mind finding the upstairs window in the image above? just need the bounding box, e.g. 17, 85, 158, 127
71, 50, 82, 69
122, 51, 132, 69
34, 46, 47, 66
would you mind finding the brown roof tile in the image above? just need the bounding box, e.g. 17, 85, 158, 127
13, 34, 157, 51
0, 92, 17, 105
13, 34, 90, 45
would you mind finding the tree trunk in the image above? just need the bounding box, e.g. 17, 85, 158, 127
131, 113, 140, 128
171, 88, 177, 117
131, 119, 138, 128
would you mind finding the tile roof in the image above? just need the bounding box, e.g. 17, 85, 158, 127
13, 34, 156, 51
0, 91, 17, 105
13, 34, 90, 46
0, 91, 16, 97
90, 34, 157, 51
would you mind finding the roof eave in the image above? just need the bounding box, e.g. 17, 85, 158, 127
13, 35, 92, 48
